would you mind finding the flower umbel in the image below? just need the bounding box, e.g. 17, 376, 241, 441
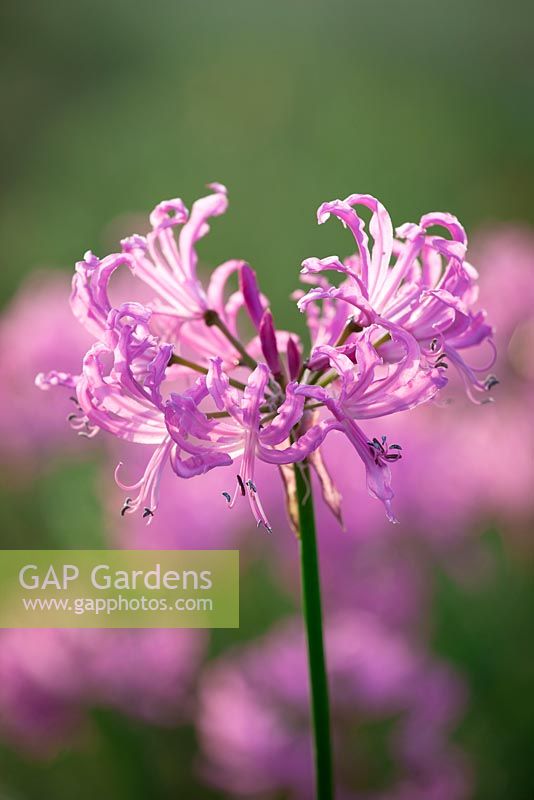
37, 186, 496, 528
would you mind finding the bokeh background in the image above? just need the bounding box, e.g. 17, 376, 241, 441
1, 1, 533, 798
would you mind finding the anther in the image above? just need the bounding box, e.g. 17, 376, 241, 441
142, 507, 154, 519
246, 480, 257, 493
484, 374, 499, 391
222, 491, 231, 503
257, 520, 273, 534
121, 498, 133, 517
236, 474, 246, 496
368, 436, 403, 465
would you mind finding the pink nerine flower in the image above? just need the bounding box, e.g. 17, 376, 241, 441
299, 193, 497, 403
297, 324, 446, 522
37, 186, 495, 528
72, 184, 227, 336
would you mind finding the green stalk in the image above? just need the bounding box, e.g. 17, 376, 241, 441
168, 353, 246, 391
294, 461, 334, 800
203, 309, 258, 369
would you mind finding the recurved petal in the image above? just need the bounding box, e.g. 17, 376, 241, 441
259, 383, 305, 447
170, 447, 233, 478
316, 198, 372, 286
341, 418, 398, 523
178, 186, 229, 281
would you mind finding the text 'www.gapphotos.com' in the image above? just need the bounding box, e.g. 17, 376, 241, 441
21, 595, 214, 615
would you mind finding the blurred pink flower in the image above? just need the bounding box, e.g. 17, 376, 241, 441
0, 627, 206, 757
0, 272, 92, 467
198, 612, 470, 800
471, 226, 534, 354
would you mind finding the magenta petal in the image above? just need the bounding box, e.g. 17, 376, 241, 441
259, 310, 282, 375
239, 264, 265, 328
287, 337, 302, 381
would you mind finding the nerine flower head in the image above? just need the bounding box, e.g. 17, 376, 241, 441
36, 185, 495, 531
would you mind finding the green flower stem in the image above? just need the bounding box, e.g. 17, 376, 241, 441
203, 309, 258, 369
168, 353, 246, 391
295, 461, 334, 800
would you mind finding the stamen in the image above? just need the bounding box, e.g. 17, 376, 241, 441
236, 474, 246, 496
78, 421, 99, 438
368, 436, 403, 466
257, 520, 273, 534
67, 400, 98, 439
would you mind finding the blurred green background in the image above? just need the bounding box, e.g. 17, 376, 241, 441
1, 1, 534, 798
2, 0, 534, 320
